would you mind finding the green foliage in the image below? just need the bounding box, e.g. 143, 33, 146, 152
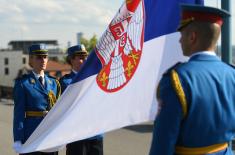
81, 34, 98, 53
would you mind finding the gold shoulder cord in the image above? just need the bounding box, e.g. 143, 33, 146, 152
55, 79, 61, 99
170, 70, 188, 118
47, 79, 61, 109
48, 90, 56, 108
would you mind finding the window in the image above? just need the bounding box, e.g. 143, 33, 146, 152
4, 58, 8, 65
5, 68, 9, 75
23, 57, 26, 64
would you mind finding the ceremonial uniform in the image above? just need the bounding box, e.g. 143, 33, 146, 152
13, 72, 61, 143
13, 44, 61, 155
60, 45, 103, 155
149, 4, 234, 155
149, 53, 235, 155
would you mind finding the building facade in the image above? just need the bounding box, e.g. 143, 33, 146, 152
0, 50, 28, 87
0, 50, 29, 98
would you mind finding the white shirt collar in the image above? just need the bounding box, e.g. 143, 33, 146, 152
72, 69, 78, 74
32, 71, 45, 85
32, 71, 44, 79
190, 51, 216, 58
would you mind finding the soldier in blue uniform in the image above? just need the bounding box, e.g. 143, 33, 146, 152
59, 45, 88, 93
149, 4, 235, 155
59, 45, 103, 155
13, 44, 61, 155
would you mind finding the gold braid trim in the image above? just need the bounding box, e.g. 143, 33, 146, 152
170, 70, 187, 118
175, 143, 228, 155
55, 79, 61, 99
25, 111, 48, 117
32, 50, 48, 52
48, 90, 56, 109
180, 17, 194, 27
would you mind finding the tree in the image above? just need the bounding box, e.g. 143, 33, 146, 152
81, 34, 98, 53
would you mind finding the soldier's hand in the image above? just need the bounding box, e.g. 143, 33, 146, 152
13, 141, 22, 153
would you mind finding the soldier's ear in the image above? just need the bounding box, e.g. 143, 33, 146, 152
189, 31, 197, 44
28, 55, 33, 67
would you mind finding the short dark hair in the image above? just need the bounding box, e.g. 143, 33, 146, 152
189, 21, 221, 50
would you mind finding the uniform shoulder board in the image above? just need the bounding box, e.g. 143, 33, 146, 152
15, 73, 29, 81
223, 62, 235, 69
163, 62, 182, 76
64, 73, 72, 78
47, 75, 57, 79
229, 64, 235, 69
60, 73, 72, 80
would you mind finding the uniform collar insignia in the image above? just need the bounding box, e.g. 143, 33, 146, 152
30, 78, 35, 84
48, 79, 52, 84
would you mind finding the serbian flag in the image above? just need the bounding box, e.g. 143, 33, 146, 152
19, 0, 203, 153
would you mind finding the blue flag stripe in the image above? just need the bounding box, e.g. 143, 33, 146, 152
144, 0, 204, 41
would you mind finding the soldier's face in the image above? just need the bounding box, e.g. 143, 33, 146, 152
71, 55, 87, 72
30, 55, 48, 72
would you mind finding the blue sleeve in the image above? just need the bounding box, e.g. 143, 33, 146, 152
149, 75, 183, 155
13, 80, 26, 142
59, 78, 67, 94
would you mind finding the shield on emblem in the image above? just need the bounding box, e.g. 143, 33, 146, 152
95, 0, 144, 92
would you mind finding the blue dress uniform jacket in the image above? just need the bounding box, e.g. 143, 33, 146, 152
13, 72, 61, 143
59, 72, 103, 140
60, 72, 76, 93
149, 54, 235, 155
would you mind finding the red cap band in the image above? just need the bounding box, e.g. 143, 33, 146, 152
182, 11, 223, 26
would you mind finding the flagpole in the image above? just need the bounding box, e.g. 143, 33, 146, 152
221, 0, 232, 64
221, 0, 234, 151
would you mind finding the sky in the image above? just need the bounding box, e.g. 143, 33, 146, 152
0, 0, 234, 49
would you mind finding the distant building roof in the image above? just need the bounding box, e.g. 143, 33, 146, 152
9, 40, 58, 44
46, 60, 71, 72
8, 40, 58, 53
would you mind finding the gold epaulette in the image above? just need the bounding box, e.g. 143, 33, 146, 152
55, 79, 61, 99
25, 111, 48, 117
175, 143, 228, 155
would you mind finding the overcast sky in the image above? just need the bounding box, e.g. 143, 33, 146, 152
0, 0, 234, 49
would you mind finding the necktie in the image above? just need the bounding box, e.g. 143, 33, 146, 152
39, 76, 44, 87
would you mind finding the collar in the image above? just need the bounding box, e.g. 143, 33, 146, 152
190, 51, 216, 58
189, 51, 220, 62
32, 71, 45, 79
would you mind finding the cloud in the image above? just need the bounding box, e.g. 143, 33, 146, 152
0, 0, 122, 48
0, 1, 23, 22
20, 0, 64, 13
0, 0, 120, 26
0, 1, 22, 13
1, 0, 234, 49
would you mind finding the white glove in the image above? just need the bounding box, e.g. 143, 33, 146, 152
13, 141, 22, 153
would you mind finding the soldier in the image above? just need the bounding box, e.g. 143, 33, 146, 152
59, 45, 88, 93
13, 44, 61, 155
149, 4, 235, 155
59, 44, 103, 155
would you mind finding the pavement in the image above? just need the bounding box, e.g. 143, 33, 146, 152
0, 99, 153, 155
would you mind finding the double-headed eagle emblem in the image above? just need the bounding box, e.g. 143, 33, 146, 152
96, 1, 144, 92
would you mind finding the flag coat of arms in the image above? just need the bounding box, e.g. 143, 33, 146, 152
18, 0, 203, 153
